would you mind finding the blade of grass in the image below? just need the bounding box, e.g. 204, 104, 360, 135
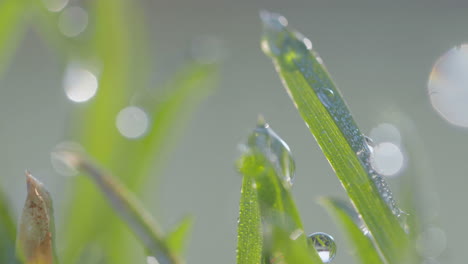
0, 0, 29, 76
16, 172, 58, 264
114, 63, 218, 189
319, 197, 384, 264
165, 215, 194, 257
260, 11, 411, 263
238, 151, 323, 264
56, 150, 183, 264
236, 173, 262, 264
0, 189, 19, 263
238, 120, 323, 264
60, 0, 147, 262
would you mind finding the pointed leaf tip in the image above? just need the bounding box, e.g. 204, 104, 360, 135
17, 172, 56, 264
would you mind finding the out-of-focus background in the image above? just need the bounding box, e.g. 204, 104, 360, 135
1, 0, 467, 263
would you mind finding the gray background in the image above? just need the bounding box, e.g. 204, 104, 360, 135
1, 1, 467, 263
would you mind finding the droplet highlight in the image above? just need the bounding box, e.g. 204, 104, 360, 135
428, 44, 468, 127
58, 6, 89, 37
116, 106, 149, 139
247, 117, 295, 187
63, 64, 98, 103
307, 232, 336, 263
370, 142, 405, 177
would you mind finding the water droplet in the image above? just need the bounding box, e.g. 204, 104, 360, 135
247, 117, 295, 187
416, 227, 447, 258
146, 256, 160, 264
307, 232, 337, 263
50, 142, 84, 177
116, 106, 149, 139
317, 88, 336, 108
428, 44, 468, 127
370, 142, 405, 177
58, 6, 88, 37
63, 64, 98, 103
42, 0, 69, 12
369, 123, 401, 145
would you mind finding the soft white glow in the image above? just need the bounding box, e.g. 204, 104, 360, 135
369, 123, 401, 145
63, 64, 98, 103
428, 44, 468, 127
58, 6, 89, 37
42, 0, 69, 12
416, 227, 447, 258
116, 106, 149, 139
146, 256, 160, 264
50, 142, 83, 177
190, 36, 224, 64
371, 142, 405, 177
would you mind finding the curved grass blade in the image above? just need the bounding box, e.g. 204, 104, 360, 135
0, 189, 19, 263
260, 11, 411, 263
236, 173, 262, 264
55, 151, 183, 264
238, 120, 323, 264
319, 197, 384, 264
115, 63, 218, 189
17, 172, 58, 264
165, 215, 194, 257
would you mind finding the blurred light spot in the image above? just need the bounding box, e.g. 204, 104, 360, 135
116, 106, 149, 139
63, 64, 98, 103
428, 44, 468, 127
370, 142, 405, 177
416, 227, 447, 258
42, 0, 69, 12
190, 36, 225, 64
423, 258, 440, 264
146, 256, 160, 264
369, 123, 401, 145
58, 6, 88, 37
50, 141, 84, 177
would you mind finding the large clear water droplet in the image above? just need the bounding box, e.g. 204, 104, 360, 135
307, 232, 337, 263
428, 44, 468, 127
247, 117, 295, 187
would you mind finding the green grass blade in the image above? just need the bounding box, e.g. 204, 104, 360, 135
0, 0, 29, 76
165, 215, 194, 257
56, 151, 183, 264
319, 197, 384, 264
0, 189, 19, 263
114, 63, 218, 189
260, 11, 411, 263
236, 173, 262, 264
17, 172, 58, 264
238, 120, 323, 264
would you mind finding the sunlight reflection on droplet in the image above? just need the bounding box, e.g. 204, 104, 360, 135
416, 227, 447, 258
58, 6, 88, 37
116, 106, 149, 139
42, 0, 69, 12
146, 256, 160, 264
370, 142, 405, 177
50, 141, 84, 177
63, 64, 98, 103
369, 123, 401, 145
428, 44, 468, 127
